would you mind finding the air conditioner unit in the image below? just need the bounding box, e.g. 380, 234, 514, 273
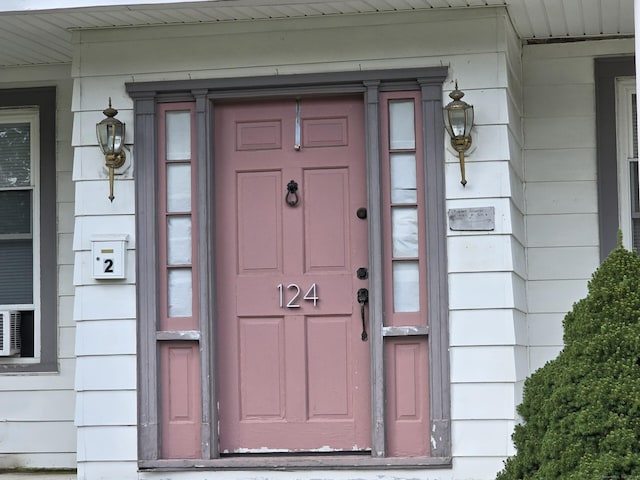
0, 311, 21, 357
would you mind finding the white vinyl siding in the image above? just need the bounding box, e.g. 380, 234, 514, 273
0, 67, 76, 470
70, 7, 526, 479
523, 38, 634, 370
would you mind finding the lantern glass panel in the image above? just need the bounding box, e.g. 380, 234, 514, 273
110, 123, 125, 153
448, 108, 467, 137
96, 123, 109, 154
464, 107, 474, 135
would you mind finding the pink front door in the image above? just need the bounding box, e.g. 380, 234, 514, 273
215, 96, 370, 453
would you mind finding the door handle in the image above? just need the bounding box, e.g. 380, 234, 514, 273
357, 287, 369, 341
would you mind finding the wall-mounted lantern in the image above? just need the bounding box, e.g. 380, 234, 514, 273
96, 98, 126, 202
443, 82, 474, 187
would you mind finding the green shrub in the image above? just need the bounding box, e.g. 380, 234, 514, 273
496, 244, 640, 480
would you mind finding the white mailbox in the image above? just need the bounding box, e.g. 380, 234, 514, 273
91, 234, 128, 279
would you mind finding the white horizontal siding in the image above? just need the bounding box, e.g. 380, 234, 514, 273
0, 421, 76, 454
75, 391, 137, 426
528, 279, 589, 314
72, 10, 507, 78
449, 272, 526, 311
68, 7, 525, 480
451, 383, 517, 419
0, 454, 76, 471
528, 246, 599, 280
525, 148, 596, 182
524, 84, 595, 118
74, 355, 136, 391
527, 213, 599, 247
74, 180, 135, 215
77, 462, 136, 480
524, 55, 597, 86
0, 65, 76, 469
451, 420, 515, 457
447, 235, 524, 275
445, 160, 516, 199
73, 285, 136, 321
74, 320, 137, 356
0, 475, 75, 480
527, 313, 565, 346
0, 359, 75, 392
529, 346, 564, 371
0, 390, 75, 421
72, 215, 137, 250
523, 38, 634, 374
507, 128, 524, 180
525, 116, 596, 150
451, 346, 522, 383
450, 309, 527, 347
452, 457, 510, 480
76, 426, 137, 462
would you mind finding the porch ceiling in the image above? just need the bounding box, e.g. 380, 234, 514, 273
0, 0, 634, 67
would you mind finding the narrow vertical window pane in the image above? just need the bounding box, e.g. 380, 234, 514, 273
392, 207, 418, 258
393, 262, 419, 312
389, 100, 415, 150
632, 94, 637, 159
0, 123, 31, 187
166, 111, 191, 161
167, 216, 192, 265
168, 268, 192, 317
390, 153, 417, 203
0, 239, 32, 304
167, 164, 191, 212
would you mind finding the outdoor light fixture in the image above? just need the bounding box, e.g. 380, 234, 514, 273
443, 81, 474, 187
96, 98, 126, 202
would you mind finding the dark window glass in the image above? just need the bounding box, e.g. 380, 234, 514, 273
0, 239, 33, 304
0, 190, 31, 234
0, 123, 31, 188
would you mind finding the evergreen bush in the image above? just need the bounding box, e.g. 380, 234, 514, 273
496, 243, 640, 480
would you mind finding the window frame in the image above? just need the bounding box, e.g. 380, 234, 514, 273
615, 79, 637, 251
127, 68, 450, 470
595, 56, 635, 260
0, 87, 57, 372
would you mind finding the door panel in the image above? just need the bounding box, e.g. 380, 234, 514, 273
237, 171, 282, 273
304, 168, 349, 270
239, 317, 285, 418
215, 96, 369, 453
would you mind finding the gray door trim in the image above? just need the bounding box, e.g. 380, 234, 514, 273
128, 66, 451, 469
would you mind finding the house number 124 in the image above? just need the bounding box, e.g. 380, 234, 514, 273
277, 283, 319, 308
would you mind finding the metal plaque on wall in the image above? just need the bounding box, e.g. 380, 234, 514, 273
448, 206, 495, 231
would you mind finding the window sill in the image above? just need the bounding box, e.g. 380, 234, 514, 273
0, 361, 57, 373
140, 455, 452, 471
